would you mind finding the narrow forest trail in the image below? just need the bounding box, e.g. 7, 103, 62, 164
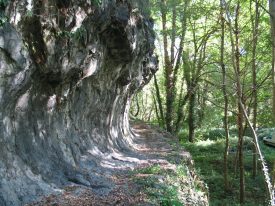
27, 122, 208, 206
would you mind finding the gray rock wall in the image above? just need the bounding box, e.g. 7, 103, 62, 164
0, 0, 157, 205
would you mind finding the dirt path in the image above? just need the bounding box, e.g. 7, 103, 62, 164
27, 122, 208, 206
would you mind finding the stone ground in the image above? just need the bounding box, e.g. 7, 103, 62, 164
27, 122, 208, 206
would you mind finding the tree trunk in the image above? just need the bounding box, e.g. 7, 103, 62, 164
175, 80, 190, 133
239, 101, 275, 205
270, 0, 275, 124
153, 95, 161, 127
220, 0, 230, 191
234, 2, 245, 203
160, 0, 173, 132
197, 82, 207, 127
153, 73, 165, 128
251, 0, 259, 179
175, 54, 192, 133
159, 0, 189, 133
188, 87, 196, 142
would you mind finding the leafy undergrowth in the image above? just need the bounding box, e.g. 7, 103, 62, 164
181, 128, 275, 206
131, 163, 207, 206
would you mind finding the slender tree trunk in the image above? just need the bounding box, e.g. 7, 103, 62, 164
268, 1, 275, 203
175, 90, 191, 133
153, 73, 165, 128
239, 101, 275, 205
234, 3, 245, 203
224, 0, 239, 179
270, 0, 275, 124
175, 56, 192, 133
160, 0, 173, 132
220, 0, 230, 191
187, 21, 199, 143
197, 82, 207, 127
159, 0, 189, 133
251, 0, 259, 179
175, 83, 192, 133
188, 85, 196, 143
172, 1, 189, 87
171, 3, 176, 64
153, 95, 161, 127
175, 79, 186, 133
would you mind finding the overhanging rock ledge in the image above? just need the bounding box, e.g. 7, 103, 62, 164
0, 0, 157, 205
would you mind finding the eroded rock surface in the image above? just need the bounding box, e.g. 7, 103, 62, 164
0, 0, 157, 205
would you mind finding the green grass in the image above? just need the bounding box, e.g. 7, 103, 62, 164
181, 128, 275, 206
132, 165, 182, 205
131, 164, 205, 205
134, 164, 162, 175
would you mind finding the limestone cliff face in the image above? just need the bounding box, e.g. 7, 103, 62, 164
0, 0, 157, 205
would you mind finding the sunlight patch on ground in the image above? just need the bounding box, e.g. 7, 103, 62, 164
195, 139, 216, 147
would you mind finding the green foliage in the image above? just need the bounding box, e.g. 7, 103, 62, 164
133, 171, 182, 205
181, 128, 275, 206
133, 0, 274, 133
132, 164, 202, 205
204, 128, 229, 140
135, 164, 162, 175
132, 0, 275, 204
133, 175, 158, 188
90, 0, 101, 6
